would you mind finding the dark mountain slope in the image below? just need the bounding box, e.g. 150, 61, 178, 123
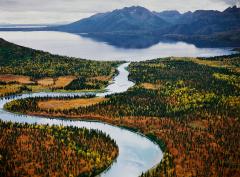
54, 6, 169, 33
55, 5, 240, 37
154, 10, 181, 24
167, 6, 240, 35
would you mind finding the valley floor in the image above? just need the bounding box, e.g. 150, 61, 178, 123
4, 54, 240, 176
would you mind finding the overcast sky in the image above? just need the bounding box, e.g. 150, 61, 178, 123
0, 0, 239, 24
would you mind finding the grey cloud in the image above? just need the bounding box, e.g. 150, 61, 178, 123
221, 0, 240, 6
0, 0, 237, 24
210, 0, 240, 6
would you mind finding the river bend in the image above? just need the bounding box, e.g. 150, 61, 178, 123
0, 63, 163, 177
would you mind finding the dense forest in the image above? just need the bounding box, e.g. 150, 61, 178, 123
0, 120, 118, 177
11, 55, 239, 118
0, 38, 122, 96
6, 54, 240, 176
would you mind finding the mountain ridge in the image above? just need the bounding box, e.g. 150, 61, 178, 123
56, 6, 170, 33
1, 5, 239, 47
54, 5, 240, 35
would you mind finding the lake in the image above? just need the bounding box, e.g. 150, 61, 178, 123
0, 31, 235, 61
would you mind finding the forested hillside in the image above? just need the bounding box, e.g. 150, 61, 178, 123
0, 38, 121, 78
0, 38, 122, 96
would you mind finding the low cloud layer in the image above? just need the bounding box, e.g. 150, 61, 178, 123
218, 0, 240, 6
0, 0, 238, 24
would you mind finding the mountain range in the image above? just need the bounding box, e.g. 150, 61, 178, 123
50, 5, 240, 47
55, 6, 169, 33
1, 6, 239, 48
55, 5, 240, 36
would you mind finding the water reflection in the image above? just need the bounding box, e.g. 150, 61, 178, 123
80, 33, 161, 49
0, 31, 234, 61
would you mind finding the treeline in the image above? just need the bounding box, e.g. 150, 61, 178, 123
0, 38, 122, 79
198, 53, 240, 64
0, 120, 118, 177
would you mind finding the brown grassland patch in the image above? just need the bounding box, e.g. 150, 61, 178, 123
0, 74, 33, 84
140, 83, 161, 90
53, 76, 76, 88
0, 84, 21, 96
89, 75, 111, 81
37, 77, 54, 86
0, 74, 77, 89
38, 97, 108, 110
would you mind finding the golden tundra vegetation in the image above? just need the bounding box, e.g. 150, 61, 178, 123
5, 54, 240, 177
38, 97, 108, 110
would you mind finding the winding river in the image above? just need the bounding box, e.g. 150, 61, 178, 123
0, 63, 163, 177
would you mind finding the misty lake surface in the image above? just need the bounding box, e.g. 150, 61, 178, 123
0, 31, 234, 61
0, 63, 162, 177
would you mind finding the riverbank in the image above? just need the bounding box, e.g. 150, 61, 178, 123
7, 54, 239, 176
0, 62, 163, 177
